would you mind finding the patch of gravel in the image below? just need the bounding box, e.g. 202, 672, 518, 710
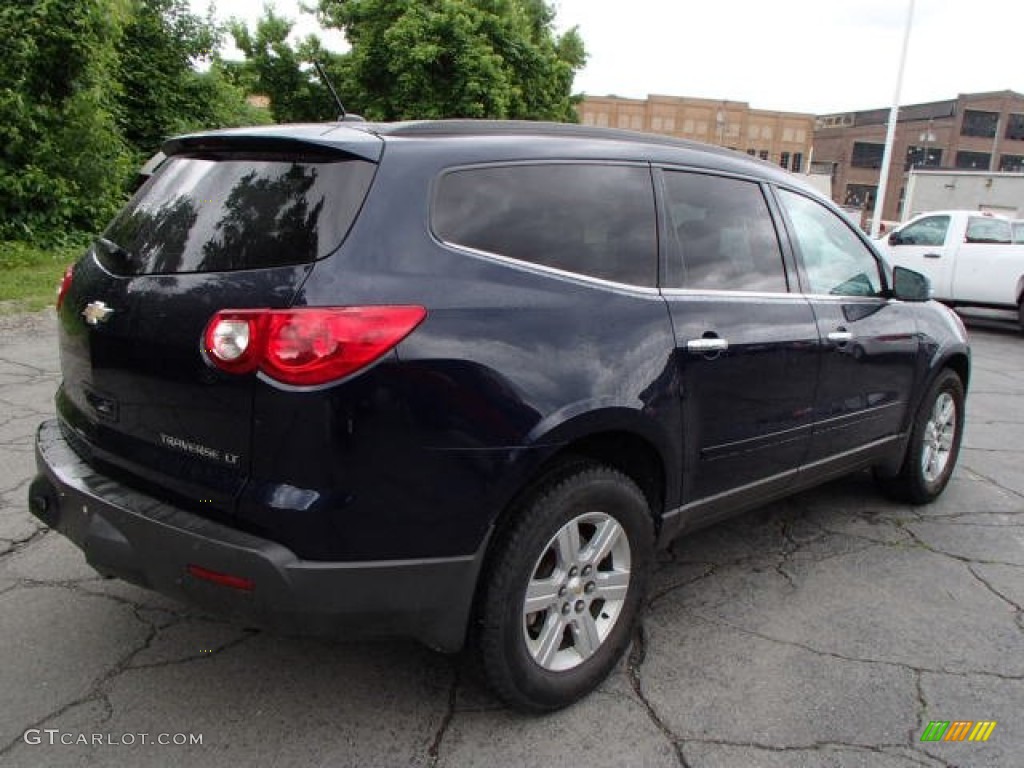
0, 308, 57, 334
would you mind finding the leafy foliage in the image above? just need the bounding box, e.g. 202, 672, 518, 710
315, 0, 586, 121
230, 10, 343, 124
0, 0, 271, 244
0, 0, 134, 241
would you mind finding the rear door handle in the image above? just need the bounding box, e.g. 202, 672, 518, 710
686, 338, 729, 354
923, 252, 941, 259
827, 331, 853, 344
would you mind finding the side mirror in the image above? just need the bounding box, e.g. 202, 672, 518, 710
892, 266, 931, 302
888, 231, 903, 246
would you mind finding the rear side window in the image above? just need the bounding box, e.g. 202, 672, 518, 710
433, 164, 657, 286
662, 171, 787, 292
100, 153, 376, 275
965, 216, 1011, 244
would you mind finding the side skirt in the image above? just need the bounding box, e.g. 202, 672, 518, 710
657, 434, 906, 548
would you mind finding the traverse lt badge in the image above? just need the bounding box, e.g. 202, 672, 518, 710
82, 301, 114, 326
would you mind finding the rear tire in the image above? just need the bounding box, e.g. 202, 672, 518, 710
875, 369, 964, 504
477, 464, 653, 713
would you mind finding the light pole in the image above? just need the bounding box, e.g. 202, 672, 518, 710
870, 0, 916, 237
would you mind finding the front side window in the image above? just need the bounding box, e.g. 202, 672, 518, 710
778, 189, 883, 297
896, 215, 950, 247
662, 171, 787, 293
433, 164, 656, 286
965, 217, 1011, 244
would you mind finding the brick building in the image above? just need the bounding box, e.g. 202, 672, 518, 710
812, 90, 1024, 221
577, 94, 815, 173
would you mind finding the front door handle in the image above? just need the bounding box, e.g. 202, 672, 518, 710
686, 337, 729, 354
827, 330, 854, 344
923, 252, 941, 259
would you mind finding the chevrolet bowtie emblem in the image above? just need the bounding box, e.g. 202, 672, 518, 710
82, 301, 115, 326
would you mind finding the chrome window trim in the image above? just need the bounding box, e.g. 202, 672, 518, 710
438, 240, 663, 298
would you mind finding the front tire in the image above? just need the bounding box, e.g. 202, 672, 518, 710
876, 369, 964, 504
477, 464, 654, 712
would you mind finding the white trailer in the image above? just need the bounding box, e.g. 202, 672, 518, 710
903, 169, 1024, 221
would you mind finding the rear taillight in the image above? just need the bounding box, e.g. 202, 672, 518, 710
202, 306, 427, 387
56, 265, 74, 310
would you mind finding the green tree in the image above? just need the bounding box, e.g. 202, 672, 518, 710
0, 0, 134, 240
230, 9, 341, 124
117, 0, 265, 156
315, 0, 586, 121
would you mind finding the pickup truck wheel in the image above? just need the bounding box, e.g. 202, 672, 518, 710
876, 369, 964, 504
477, 464, 653, 712
1018, 298, 1024, 332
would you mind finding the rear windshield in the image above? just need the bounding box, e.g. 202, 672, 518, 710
100, 152, 376, 275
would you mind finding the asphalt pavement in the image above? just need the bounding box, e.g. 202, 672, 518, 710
0, 308, 1021, 768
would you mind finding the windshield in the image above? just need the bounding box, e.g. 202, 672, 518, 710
100, 152, 376, 275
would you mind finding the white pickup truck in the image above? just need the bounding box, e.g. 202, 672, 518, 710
876, 210, 1024, 329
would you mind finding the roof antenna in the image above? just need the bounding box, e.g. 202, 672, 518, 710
313, 60, 363, 122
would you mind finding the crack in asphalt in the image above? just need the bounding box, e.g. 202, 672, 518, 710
687, 610, 1023, 682
899, 524, 1024, 569
427, 662, 460, 768
0, 580, 256, 759
627, 623, 690, 767
967, 565, 1024, 635
958, 466, 1024, 501
677, 737, 953, 768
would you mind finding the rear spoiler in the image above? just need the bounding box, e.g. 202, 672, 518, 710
161, 124, 384, 163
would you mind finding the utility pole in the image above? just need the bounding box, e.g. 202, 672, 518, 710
871, 0, 916, 238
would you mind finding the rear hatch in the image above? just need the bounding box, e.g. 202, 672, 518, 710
56, 128, 380, 519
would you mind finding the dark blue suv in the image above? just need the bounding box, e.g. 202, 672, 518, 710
30, 120, 969, 711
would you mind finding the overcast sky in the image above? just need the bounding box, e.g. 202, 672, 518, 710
193, 0, 1024, 115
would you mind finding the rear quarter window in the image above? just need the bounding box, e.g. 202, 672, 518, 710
432, 163, 657, 287
100, 153, 376, 275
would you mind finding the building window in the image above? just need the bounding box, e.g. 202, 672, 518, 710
746, 149, 757, 156
961, 110, 999, 138
844, 184, 877, 209
955, 150, 991, 169
905, 146, 943, 170
1005, 114, 1024, 141
780, 152, 790, 169
759, 150, 769, 160
791, 152, 803, 173
851, 142, 885, 169
1000, 154, 1024, 172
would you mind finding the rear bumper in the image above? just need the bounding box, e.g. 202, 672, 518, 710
30, 420, 484, 652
